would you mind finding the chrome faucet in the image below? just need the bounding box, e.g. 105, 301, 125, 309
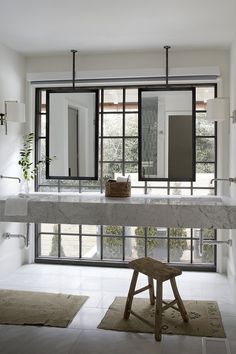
0, 175, 21, 183
210, 177, 236, 184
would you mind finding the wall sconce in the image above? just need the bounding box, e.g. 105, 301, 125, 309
206, 97, 236, 123
0, 101, 25, 134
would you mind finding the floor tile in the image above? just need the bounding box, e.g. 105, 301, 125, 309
0, 325, 81, 354
69, 308, 107, 329
0, 264, 235, 354
69, 329, 164, 354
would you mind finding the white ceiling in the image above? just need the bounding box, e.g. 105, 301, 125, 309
0, 0, 236, 56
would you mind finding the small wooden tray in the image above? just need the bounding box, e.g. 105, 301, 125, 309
105, 180, 131, 197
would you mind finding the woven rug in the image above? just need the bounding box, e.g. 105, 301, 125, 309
98, 297, 226, 338
0, 289, 88, 327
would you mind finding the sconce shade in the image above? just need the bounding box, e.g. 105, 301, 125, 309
206, 98, 229, 122
6, 102, 25, 123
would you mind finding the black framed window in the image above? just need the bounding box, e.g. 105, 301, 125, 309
35, 84, 217, 270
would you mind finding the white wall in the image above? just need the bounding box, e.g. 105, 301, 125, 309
227, 37, 236, 283
0, 42, 27, 277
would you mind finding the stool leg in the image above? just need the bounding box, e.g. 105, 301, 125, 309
155, 281, 163, 341
148, 277, 155, 305
124, 270, 139, 320
170, 277, 189, 322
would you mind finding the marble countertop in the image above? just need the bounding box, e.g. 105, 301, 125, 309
0, 192, 236, 229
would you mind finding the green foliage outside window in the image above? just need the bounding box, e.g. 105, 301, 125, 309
103, 225, 123, 259
135, 227, 188, 261
169, 228, 188, 261
135, 227, 159, 257
201, 228, 215, 263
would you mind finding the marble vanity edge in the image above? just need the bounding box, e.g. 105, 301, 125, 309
0, 196, 236, 229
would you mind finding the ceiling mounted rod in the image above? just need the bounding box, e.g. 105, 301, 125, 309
164, 45, 171, 86
71, 49, 78, 88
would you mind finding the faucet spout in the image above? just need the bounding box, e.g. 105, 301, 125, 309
0, 175, 21, 183
210, 177, 236, 184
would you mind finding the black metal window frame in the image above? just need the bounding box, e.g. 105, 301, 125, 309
138, 86, 196, 181
34, 83, 217, 271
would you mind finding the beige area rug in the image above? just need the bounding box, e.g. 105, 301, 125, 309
98, 297, 226, 338
0, 289, 88, 327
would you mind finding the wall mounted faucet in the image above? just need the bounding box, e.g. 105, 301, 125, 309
0, 175, 21, 183
210, 177, 236, 184
2, 223, 30, 247
197, 229, 232, 257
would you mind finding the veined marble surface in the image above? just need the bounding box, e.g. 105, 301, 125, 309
0, 192, 236, 229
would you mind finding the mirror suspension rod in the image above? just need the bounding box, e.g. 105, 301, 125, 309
164, 45, 171, 86
71, 49, 78, 88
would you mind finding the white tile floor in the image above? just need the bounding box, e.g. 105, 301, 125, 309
0, 264, 235, 354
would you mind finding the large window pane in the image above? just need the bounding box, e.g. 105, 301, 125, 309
40, 91, 46, 113
104, 225, 123, 236
193, 228, 215, 240
193, 243, 215, 264
193, 163, 214, 187
196, 163, 214, 173
147, 238, 167, 262
196, 138, 215, 162
103, 138, 123, 161
39, 234, 58, 257
40, 224, 58, 233
82, 225, 100, 235
125, 237, 141, 260
104, 89, 123, 112
169, 228, 190, 262
125, 138, 138, 161
102, 163, 123, 179
125, 89, 138, 111
125, 114, 138, 136
196, 87, 215, 110
169, 239, 190, 263
82, 236, 100, 259
61, 224, 79, 234
103, 237, 123, 260
103, 114, 123, 136
125, 163, 138, 174
38, 115, 46, 137
196, 113, 215, 136
61, 235, 79, 257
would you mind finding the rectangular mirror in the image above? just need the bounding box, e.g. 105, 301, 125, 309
138, 87, 196, 181
46, 88, 99, 180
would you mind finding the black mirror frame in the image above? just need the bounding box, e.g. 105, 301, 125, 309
46, 87, 99, 180
138, 86, 196, 182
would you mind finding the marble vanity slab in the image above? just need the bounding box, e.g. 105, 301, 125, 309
0, 193, 236, 229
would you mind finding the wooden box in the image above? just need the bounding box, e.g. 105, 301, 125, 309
105, 180, 131, 197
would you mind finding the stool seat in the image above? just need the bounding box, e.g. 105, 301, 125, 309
124, 257, 188, 341
129, 257, 182, 282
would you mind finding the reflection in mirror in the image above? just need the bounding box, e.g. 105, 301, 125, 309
139, 88, 195, 181
46, 88, 99, 179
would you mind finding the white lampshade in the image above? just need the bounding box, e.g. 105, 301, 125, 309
6, 102, 25, 123
206, 98, 229, 122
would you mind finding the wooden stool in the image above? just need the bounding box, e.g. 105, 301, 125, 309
124, 257, 189, 341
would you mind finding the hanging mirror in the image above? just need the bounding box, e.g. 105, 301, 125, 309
45, 51, 99, 180
138, 87, 195, 180
138, 46, 196, 181
46, 88, 99, 179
